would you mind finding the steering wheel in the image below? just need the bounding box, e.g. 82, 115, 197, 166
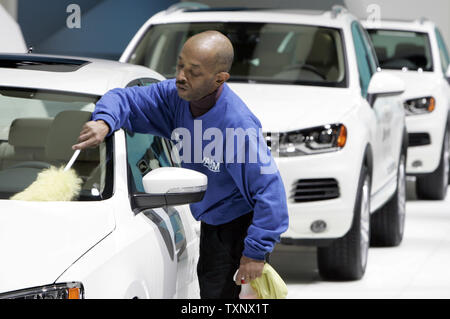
282, 64, 326, 80
8, 161, 51, 170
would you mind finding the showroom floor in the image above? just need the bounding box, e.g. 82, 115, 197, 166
271, 178, 450, 299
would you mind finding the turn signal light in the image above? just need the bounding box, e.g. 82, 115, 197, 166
428, 97, 436, 112
337, 125, 347, 148
68, 288, 81, 299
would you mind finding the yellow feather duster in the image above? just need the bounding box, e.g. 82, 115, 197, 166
10, 166, 83, 201
10, 150, 83, 201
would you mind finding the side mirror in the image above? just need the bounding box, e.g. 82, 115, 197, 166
367, 71, 405, 106
131, 167, 207, 214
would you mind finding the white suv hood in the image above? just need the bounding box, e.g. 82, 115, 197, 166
228, 83, 358, 132
0, 200, 115, 294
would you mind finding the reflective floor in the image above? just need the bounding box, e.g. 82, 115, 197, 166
272, 178, 450, 299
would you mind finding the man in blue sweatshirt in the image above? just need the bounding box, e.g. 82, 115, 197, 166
73, 31, 288, 299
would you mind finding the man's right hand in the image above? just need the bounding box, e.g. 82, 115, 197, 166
72, 120, 110, 150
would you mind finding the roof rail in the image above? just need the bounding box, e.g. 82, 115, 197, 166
418, 16, 429, 24
330, 5, 347, 18
165, 2, 209, 14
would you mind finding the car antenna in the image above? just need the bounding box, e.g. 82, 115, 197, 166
331, 5, 347, 19
418, 17, 428, 24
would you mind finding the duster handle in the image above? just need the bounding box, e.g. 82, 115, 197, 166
64, 150, 81, 172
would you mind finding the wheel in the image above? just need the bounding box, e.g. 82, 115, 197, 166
370, 153, 406, 247
317, 165, 370, 281
416, 129, 449, 200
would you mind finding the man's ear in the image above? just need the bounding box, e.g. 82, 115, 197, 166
216, 72, 230, 85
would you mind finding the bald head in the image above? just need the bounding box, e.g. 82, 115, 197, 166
176, 31, 234, 101
183, 31, 234, 73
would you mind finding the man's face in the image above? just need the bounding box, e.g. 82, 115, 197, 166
175, 44, 218, 101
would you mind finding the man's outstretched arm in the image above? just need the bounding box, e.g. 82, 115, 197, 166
72, 80, 178, 150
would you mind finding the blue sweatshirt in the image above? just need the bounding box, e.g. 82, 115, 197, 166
92, 79, 289, 261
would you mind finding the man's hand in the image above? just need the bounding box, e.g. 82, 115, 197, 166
72, 120, 110, 150
235, 255, 265, 285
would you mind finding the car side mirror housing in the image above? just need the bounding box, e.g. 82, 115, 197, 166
131, 167, 207, 214
367, 71, 405, 106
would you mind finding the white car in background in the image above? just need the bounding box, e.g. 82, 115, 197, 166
121, 5, 407, 280
0, 54, 204, 299
0, 5, 27, 53
363, 19, 450, 200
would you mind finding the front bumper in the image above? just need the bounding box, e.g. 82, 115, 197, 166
405, 113, 444, 175
275, 148, 360, 241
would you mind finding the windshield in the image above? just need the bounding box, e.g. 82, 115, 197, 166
0, 88, 113, 201
128, 22, 347, 87
367, 29, 433, 71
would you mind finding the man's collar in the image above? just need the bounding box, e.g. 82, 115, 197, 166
190, 84, 224, 111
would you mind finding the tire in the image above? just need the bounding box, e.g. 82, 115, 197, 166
416, 129, 449, 200
317, 165, 371, 281
370, 153, 406, 247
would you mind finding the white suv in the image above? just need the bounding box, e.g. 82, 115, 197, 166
0, 54, 204, 298
121, 5, 407, 280
363, 19, 450, 200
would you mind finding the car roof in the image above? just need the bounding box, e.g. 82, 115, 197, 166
0, 53, 164, 96
145, 6, 357, 29
362, 18, 435, 33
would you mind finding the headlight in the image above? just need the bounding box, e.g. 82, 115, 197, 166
265, 124, 347, 157
404, 97, 435, 115
0, 282, 84, 299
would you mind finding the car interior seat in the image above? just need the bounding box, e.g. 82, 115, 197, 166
1, 118, 53, 170
0, 118, 53, 198
374, 46, 388, 64
304, 31, 339, 81
45, 110, 99, 177
248, 34, 290, 77
393, 43, 427, 69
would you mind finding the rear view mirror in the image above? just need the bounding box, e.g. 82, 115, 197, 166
130, 167, 207, 214
367, 71, 405, 106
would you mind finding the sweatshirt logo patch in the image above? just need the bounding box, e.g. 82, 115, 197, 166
203, 157, 220, 173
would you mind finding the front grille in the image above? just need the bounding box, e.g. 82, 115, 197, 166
408, 133, 431, 147
290, 178, 339, 202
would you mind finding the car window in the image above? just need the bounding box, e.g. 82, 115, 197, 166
127, 22, 348, 88
126, 131, 174, 194
358, 24, 379, 72
140, 78, 160, 86
126, 78, 160, 88
352, 22, 374, 97
367, 29, 434, 72
0, 87, 113, 201
435, 28, 450, 74
125, 79, 179, 193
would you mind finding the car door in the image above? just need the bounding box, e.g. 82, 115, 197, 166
351, 21, 398, 194
125, 78, 199, 298
164, 138, 200, 298
360, 24, 403, 180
